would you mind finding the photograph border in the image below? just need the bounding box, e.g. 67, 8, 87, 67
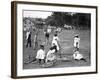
11, 1, 98, 79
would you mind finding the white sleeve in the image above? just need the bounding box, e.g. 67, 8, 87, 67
73, 54, 76, 59
46, 51, 50, 57
43, 50, 46, 56
51, 49, 55, 53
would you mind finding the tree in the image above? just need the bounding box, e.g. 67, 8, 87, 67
45, 12, 91, 30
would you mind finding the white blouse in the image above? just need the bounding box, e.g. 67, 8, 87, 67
52, 40, 59, 51
36, 49, 45, 59
46, 49, 56, 62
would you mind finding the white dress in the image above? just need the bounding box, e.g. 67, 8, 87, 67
46, 49, 56, 62
74, 37, 80, 48
52, 40, 59, 51
52, 36, 59, 41
52, 36, 59, 51
36, 49, 45, 59
47, 28, 51, 33
73, 51, 83, 60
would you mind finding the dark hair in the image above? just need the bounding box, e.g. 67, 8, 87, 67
50, 47, 54, 50
54, 34, 57, 36
40, 45, 44, 49
75, 34, 79, 38
50, 45, 57, 52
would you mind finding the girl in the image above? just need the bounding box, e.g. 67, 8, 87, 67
73, 49, 86, 62
36, 45, 46, 64
74, 34, 80, 51
41, 46, 57, 68
52, 34, 60, 51
45, 47, 56, 63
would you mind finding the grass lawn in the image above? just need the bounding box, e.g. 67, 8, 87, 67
23, 29, 91, 69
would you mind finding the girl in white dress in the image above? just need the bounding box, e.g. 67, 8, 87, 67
46, 46, 57, 63
36, 45, 45, 64
52, 34, 60, 51
73, 50, 86, 62
74, 34, 80, 51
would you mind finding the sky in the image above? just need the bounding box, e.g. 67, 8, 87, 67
23, 10, 52, 19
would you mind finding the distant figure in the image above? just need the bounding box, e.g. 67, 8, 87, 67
52, 34, 60, 52
74, 34, 80, 51
52, 33, 59, 41
34, 32, 38, 50
26, 31, 31, 47
36, 45, 45, 64
47, 27, 51, 34
73, 49, 86, 62
56, 27, 62, 33
43, 29, 46, 35
45, 31, 50, 45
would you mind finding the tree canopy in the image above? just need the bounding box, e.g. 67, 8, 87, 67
45, 12, 91, 29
